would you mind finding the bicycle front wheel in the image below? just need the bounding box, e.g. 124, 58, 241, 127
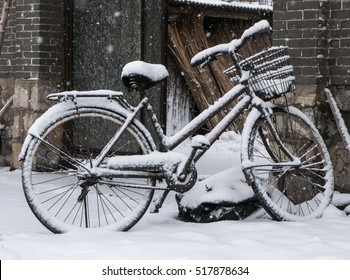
242, 106, 334, 221
22, 105, 156, 233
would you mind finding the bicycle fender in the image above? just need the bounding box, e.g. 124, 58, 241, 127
19, 97, 154, 161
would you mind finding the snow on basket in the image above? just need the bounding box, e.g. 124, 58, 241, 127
225, 46, 295, 101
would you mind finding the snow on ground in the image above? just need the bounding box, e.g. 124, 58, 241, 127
1, 133, 350, 260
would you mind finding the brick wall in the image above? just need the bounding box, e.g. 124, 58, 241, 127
274, 0, 350, 94
6, 0, 65, 80
0, 0, 65, 167
273, 0, 329, 91
0, 0, 16, 79
274, 0, 350, 192
329, 0, 350, 87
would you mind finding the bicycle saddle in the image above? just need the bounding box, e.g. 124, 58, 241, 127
121, 61, 169, 91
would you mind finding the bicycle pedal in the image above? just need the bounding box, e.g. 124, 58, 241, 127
191, 135, 210, 150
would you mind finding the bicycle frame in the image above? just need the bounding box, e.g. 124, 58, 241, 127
23, 67, 299, 199
91, 79, 298, 181
150, 84, 249, 153
89, 83, 249, 173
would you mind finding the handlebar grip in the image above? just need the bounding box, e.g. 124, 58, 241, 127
229, 20, 272, 52
190, 20, 271, 68
190, 43, 229, 67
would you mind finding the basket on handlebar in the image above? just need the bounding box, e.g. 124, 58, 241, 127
225, 46, 295, 101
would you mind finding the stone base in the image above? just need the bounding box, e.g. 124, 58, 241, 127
0, 78, 62, 169
0, 78, 15, 167
286, 85, 350, 193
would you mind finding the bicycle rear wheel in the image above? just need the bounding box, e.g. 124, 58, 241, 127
242, 107, 334, 221
22, 105, 156, 233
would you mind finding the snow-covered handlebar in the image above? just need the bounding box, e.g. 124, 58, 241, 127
190, 20, 272, 68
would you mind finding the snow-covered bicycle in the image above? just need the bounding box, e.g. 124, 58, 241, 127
19, 20, 334, 233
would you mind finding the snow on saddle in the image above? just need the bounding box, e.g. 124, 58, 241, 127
121, 61, 169, 91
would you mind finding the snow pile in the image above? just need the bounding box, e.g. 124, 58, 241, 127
178, 167, 253, 208
176, 166, 258, 223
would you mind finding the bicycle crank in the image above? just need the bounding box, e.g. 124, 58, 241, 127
164, 164, 198, 193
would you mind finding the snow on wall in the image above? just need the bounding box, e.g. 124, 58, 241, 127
172, 0, 273, 11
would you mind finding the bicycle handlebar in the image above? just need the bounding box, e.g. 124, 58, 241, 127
191, 20, 272, 68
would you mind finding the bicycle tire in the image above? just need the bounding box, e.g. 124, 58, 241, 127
241, 106, 334, 221
21, 101, 156, 233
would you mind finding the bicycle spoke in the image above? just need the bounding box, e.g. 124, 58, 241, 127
70, 201, 83, 224
95, 187, 125, 218
33, 175, 77, 188
34, 136, 90, 172
42, 182, 79, 206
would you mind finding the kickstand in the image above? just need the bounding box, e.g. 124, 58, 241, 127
150, 189, 170, 213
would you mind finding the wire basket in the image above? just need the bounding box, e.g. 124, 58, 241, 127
225, 46, 295, 101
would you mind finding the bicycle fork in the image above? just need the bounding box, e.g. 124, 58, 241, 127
264, 109, 298, 162
243, 106, 301, 171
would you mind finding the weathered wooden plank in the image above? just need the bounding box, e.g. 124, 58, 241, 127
168, 13, 271, 131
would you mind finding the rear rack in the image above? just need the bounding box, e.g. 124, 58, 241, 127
47, 90, 124, 101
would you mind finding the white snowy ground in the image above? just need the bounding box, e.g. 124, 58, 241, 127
1, 132, 350, 260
